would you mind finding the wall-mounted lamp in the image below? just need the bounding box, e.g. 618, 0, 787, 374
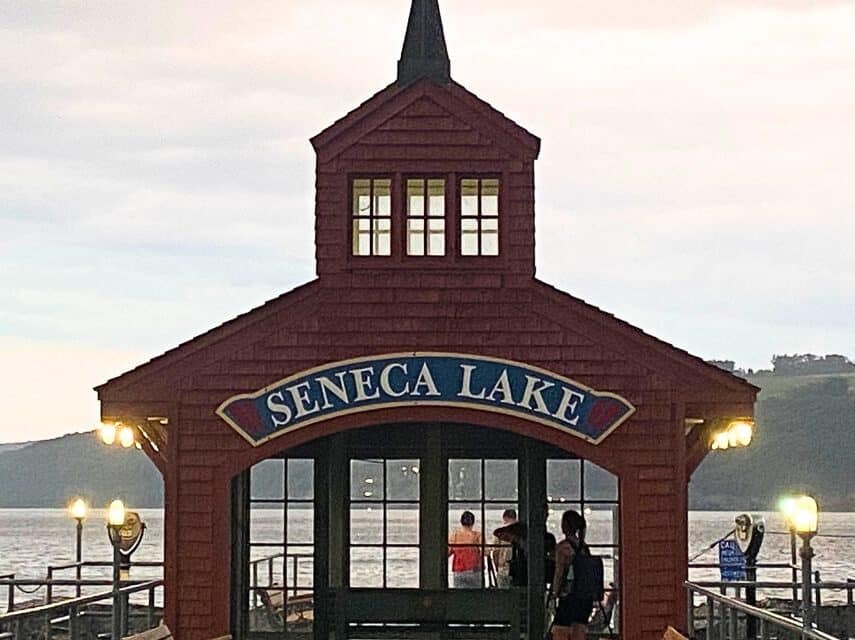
99, 422, 137, 448
710, 419, 755, 450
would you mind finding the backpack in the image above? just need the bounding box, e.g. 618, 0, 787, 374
565, 541, 605, 602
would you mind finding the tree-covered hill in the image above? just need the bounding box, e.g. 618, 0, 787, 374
0, 432, 163, 508
690, 376, 855, 511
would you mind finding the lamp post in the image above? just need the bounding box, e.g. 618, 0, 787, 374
781, 495, 819, 631
107, 499, 126, 640
67, 498, 88, 597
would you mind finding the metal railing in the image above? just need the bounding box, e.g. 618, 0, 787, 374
1, 561, 163, 613
686, 582, 842, 640
248, 552, 313, 607
0, 579, 162, 640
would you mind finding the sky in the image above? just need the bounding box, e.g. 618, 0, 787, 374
1, 0, 853, 443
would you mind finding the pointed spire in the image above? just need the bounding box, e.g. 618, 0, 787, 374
397, 0, 451, 86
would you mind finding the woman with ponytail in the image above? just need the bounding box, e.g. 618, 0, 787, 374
549, 510, 595, 640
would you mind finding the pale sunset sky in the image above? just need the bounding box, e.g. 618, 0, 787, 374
1, 1, 853, 443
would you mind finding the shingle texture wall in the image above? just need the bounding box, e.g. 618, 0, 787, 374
98, 77, 755, 640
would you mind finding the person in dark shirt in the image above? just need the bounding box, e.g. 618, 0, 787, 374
493, 504, 556, 588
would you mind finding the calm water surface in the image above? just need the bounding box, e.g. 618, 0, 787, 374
1, 509, 852, 611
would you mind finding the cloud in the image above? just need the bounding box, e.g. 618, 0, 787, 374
1, 1, 854, 440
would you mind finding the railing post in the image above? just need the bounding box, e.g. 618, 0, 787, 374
46, 567, 53, 605
813, 571, 821, 608
728, 602, 738, 640
14, 617, 23, 640
148, 585, 156, 629
6, 578, 13, 613
706, 596, 714, 640
719, 602, 727, 640
252, 563, 259, 608
69, 604, 79, 640
268, 558, 274, 588
685, 587, 695, 640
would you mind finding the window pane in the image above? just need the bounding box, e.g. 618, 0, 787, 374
250, 507, 284, 545
374, 179, 391, 216
585, 505, 617, 546
461, 219, 479, 256
287, 545, 315, 589
428, 219, 445, 256
386, 504, 419, 544
481, 227, 499, 256
386, 547, 420, 588
251, 459, 284, 500
484, 460, 518, 501
461, 179, 478, 215
353, 179, 371, 216
374, 218, 391, 256
407, 179, 425, 216
449, 459, 482, 500
386, 459, 420, 501
288, 459, 314, 500
350, 504, 383, 544
481, 179, 499, 216
584, 461, 618, 501
428, 179, 445, 216
287, 504, 314, 545
350, 547, 383, 587
353, 220, 370, 256
547, 459, 581, 502
408, 219, 425, 256
351, 460, 384, 501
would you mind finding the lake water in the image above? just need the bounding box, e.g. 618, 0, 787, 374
1, 509, 852, 612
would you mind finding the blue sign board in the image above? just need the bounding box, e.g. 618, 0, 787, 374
718, 539, 747, 581
217, 352, 636, 447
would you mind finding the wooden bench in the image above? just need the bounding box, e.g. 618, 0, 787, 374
122, 623, 231, 640
257, 586, 313, 629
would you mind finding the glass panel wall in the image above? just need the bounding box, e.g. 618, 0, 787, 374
248, 458, 315, 637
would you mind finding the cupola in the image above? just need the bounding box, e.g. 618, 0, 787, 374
310, 0, 541, 278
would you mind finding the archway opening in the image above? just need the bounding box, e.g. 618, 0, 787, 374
231, 422, 621, 640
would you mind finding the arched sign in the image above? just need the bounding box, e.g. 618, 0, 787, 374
217, 353, 635, 447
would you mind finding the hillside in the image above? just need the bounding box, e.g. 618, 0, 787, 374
0, 432, 163, 508
1, 374, 852, 510
690, 375, 855, 511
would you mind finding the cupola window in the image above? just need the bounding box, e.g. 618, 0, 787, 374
407, 178, 446, 256
460, 178, 499, 256
352, 178, 392, 256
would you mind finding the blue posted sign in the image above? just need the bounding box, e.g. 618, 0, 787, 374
217, 352, 635, 447
718, 539, 747, 581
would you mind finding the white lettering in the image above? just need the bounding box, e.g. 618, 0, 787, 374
266, 391, 293, 427
412, 363, 441, 397
517, 375, 555, 415
350, 366, 381, 401
287, 381, 321, 418
457, 364, 486, 399
552, 387, 586, 425
486, 369, 517, 405
379, 362, 410, 397
316, 373, 350, 409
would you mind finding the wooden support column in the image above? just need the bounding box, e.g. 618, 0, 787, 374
420, 424, 446, 589
328, 434, 347, 589
525, 441, 547, 640
229, 470, 250, 640
314, 444, 331, 640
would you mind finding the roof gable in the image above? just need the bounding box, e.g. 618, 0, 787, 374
311, 79, 540, 164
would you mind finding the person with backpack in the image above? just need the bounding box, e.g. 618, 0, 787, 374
548, 510, 604, 640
